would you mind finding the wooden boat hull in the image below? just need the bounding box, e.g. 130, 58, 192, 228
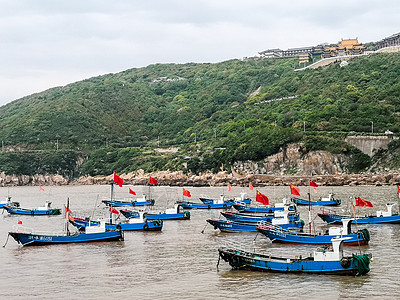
102, 200, 154, 207
73, 219, 163, 231
318, 212, 400, 224
257, 226, 369, 245
218, 247, 370, 276
9, 230, 123, 246
291, 197, 341, 206
207, 218, 303, 233
4, 206, 61, 216
221, 211, 299, 223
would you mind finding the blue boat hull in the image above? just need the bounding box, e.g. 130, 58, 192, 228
102, 200, 154, 207
292, 197, 340, 206
207, 218, 303, 232
200, 197, 251, 205
221, 211, 299, 223
177, 201, 234, 209
233, 204, 294, 213
146, 212, 190, 220
218, 247, 370, 275
9, 231, 123, 246
4, 206, 61, 216
257, 226, 369, 245
318, 213, 400, 224
73, 219, 163, 231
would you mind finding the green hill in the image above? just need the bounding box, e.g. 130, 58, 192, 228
0, 52, 399, 178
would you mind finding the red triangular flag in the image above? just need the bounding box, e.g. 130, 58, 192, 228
149, 176, 158, 185
183, 188, 191, 197
249, 183, 254, 190
18, 220, 22, 225
256, 190, 269, 206
290, 184, 300, 196
309, 180, 318, 188
113, 172, 124, 187
109, 207, 119, 214
228, 184, 231, 192
40, 186, 45, 191
129, 188, 136, 195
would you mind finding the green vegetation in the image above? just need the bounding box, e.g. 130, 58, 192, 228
0, 52, 400, 177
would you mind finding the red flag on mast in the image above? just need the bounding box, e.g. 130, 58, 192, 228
355, 197, 373, 207
113, 172, 124, 187
290, 184, 300, 196
149, 176, 158, 185
249, 183, 254, 190
109, 207, 120, 214
183, 188, 191, 197
129, 188, 136, 195
256, 190, 269, 206
228, 184, 232, 192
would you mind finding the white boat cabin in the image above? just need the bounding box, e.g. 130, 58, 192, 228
165, 203, 181, 214
376, 203, 396, 217
38, 201, 53, 210
134, 194, 147, 202
328, 218, 353, 236
271, 211, 290, 225
314, 237, 350, 261
275, 198, 296, 212
85, 219, 106, 234
320, 193, 335, 202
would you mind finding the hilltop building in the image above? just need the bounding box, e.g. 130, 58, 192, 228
375, 32, 400, 49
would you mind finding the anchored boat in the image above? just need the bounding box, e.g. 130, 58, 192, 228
207, 210, 304, 232
72, 210, 163, 231
318, 203, 400, 224
257, 218, 370, 245
233, 198, 297, 214
3, 201, 61, 216
121, 204, 190, 220
291, 193, 341, 206
218, 237, 371, 276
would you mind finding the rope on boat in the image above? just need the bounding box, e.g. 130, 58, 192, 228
2, 233, 10, 248
353, 254, 370, 276
201, 223, 208, 234
216, 253, 221, 272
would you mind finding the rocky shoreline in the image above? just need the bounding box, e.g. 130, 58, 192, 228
1, 170, 400, 187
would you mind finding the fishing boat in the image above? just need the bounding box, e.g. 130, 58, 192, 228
6, 199, 124, 246
177, 194, 241, 209
3, 201, 61, 216
7, 220, 124, 246
257, 218, 370, 245
233, 198, 297, 214
207, 211, 304, 233
200, 192, 251, 205
318, 203, 400, 224
0, 196, 20, 208
220, 210, 300, 223
217, 236, 371, 276
72, 211, 163, 231
120, 204, 190, 220
102, 194, 155, 207
291, 193, 341, 206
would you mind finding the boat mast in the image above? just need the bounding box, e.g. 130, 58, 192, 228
111, 182, 115, 201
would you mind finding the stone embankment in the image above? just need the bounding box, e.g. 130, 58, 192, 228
1, 171, 398, 187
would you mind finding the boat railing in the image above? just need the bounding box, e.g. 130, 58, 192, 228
320, 207, 337, 215
223, 240, 260, 253
11, 225, 78, 236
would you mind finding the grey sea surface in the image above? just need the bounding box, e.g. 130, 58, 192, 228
0, 185, 399, 299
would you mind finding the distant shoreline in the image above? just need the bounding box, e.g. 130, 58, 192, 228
1, 171, 399, 187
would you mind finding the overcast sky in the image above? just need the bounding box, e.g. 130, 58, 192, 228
0, 0, 398, 106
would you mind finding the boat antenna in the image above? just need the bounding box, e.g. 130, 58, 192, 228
92, 195, 99, 219
110, 182, 115, 201
65, 197, 70, 236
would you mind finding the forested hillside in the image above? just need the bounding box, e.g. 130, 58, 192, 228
0, 52, 399, 178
